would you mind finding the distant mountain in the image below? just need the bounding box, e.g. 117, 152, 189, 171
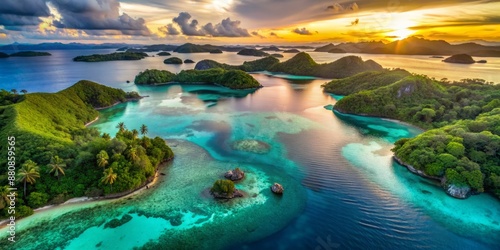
315, 37, 500, 57
0, 42, 137, 51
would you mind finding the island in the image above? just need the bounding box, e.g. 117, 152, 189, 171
9, 51, 51, 57
209, 49, 223, 54
270, 53, 284, 58
0, 52, 9, 58
443, 54, 476, 64
134, 68, 262, 89
73, 52, 148, 62
174, 43, 215, 53
184, 59, 195, 64
0, 81, 174, 219
237, 49, 270, 57
163, 57, 183, 64
157, 51, 171, 56
283, 49, 300, 53
210, 179, 243, 199
323, 70, 500, 199
195, 52, 383, 78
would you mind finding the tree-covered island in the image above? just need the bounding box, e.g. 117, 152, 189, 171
0, 81, 174, 219
323, 70, 500, 199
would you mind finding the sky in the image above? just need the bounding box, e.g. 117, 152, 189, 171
0, 0, 499, 45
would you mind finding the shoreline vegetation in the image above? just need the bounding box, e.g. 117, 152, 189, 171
0, 51, 51, 58
194, 52, 383, 79
0, 81, 174, 220
73, 52, 148, 62
323, 69, 500, 199
134, 68, 262, 90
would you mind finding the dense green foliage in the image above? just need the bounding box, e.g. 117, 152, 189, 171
0, 81, 173, 219
325, 70, 500, 198
195, 56, 280, 72
0, 89, 26, 105
163, 57, 183, 64
195, 52, 383, 78
134, 69, 175, 85
210, 179, 235, 194
323, 69, 411, 95
134, 68, 262, 89
73, 52, 148, 62
331, 75, 500, 129
9, 51, 51, 57
268, 53, 383, 78
393, 109, 500, 198
237, 49, 269, 57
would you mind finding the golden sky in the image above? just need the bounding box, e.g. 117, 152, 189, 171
0, 0, 499, 44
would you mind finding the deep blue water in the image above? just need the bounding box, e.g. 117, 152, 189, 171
0, 50, 499, 249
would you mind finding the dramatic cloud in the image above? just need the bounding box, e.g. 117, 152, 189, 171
50, 0, 151, 36
158, 23, 180, 35
292, 27, 313, 35
165, 12, 251, 37
0, 0, 51, 29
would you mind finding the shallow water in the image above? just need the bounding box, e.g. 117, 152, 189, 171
1, 51, 500, 249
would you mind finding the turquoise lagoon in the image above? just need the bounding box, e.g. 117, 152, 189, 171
1, 51, 499, 249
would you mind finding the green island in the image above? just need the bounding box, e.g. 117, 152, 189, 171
0, 51, 52, 58
237, 49, 270, 57
163, 57, 183, 64
73, 52, 148, 62
323, 70, 500, 199
0, 81, 174, 218
134, 68, 262, 89
195, 52, 383, 78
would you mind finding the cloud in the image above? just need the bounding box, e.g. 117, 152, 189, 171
158, 24, 180, 36
0, 0, 51, 29
251, 31, 266, 39
166, 12, 251, 37
269, 32, 282, 39
292, 27, 313, 35
326, 2, 359, 12
50, 0, 151, 36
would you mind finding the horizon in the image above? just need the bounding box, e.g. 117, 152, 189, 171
1, 0, 499, 45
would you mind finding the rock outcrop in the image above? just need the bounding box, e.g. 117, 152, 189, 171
224, 168, 245, 181
271, 183, 284, 194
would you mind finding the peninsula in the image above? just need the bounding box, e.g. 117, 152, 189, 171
323, 70, 500, 199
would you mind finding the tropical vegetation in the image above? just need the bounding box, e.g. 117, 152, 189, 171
0, 81, 174, 219
134, 68, 262, 89
73, 52, 148, 62
323, 70, 500, 199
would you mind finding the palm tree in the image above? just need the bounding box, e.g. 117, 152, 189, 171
101, 168, 118, 192
102, 133, 111, 141
131, 129, 139, 140
116, 122, 126, 132
96, 150, 109, 168
48, 156, 66, 181
127, 146, 139, 163
0, 185, 10, 209
20, 89, 28, 94
17, 160, 40, 197
10, 89, 17, 95
140, 124, 148, 137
